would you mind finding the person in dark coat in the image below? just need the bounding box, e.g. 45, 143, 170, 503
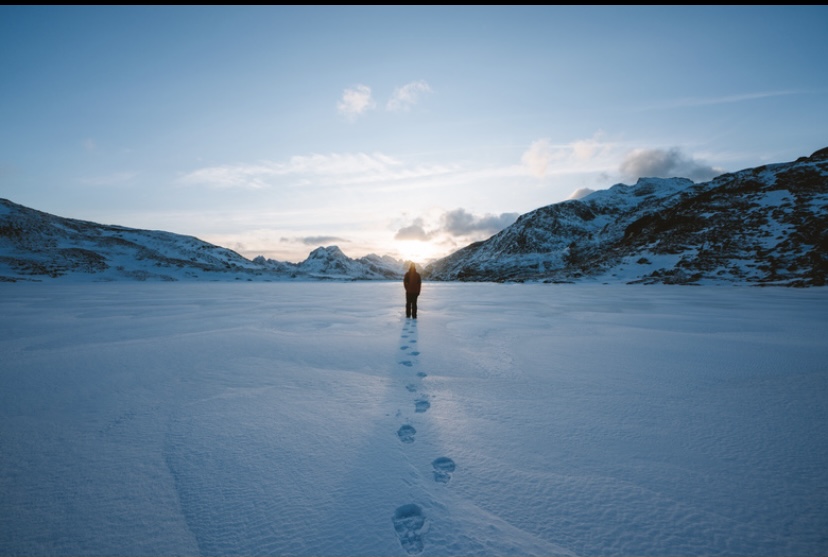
403, 263, 422, 319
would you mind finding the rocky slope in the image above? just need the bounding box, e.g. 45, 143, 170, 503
2, 148, 825, 285
0, 200, 405, 282
425, 148, 828, 286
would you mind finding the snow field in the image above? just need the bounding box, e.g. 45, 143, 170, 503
0, 282, 827, 555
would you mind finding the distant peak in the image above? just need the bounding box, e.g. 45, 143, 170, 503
809, 147, 828, 161
306, 245, 348, 261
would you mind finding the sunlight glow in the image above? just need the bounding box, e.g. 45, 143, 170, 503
395, 239, 441, 265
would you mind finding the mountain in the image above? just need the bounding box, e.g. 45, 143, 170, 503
0, 199, 406, 282
254, 246, 405, 280
425, 148, 828, 286
3, 148, 826, 285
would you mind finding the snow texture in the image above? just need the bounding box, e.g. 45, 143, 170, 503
426, 148, 828, 285
0, 199, 406, 283
1, 282, 827, 556
3, 149, 827, 287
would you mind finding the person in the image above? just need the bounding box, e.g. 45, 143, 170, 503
403, 263, 422, 319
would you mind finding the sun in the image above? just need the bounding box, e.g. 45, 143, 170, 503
395, 240, 441, 266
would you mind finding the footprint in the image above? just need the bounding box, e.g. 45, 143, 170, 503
392, 504, 426, 555
400, 361, 413, 367
416, 371, 427, 378
405, 383, 418, 393
397, 424, 416, 444
409, 351, 420, 356
401, 345, 409, 350
432, 457, 456, 484
414, 398, 430, 413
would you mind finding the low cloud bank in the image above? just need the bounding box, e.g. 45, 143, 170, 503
620, 148, 724, 183
395, 208, 518, 243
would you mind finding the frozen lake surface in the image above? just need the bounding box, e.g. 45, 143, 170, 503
1, 282, 827, 556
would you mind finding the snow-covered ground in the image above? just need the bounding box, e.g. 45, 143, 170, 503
1, 282, 826, 556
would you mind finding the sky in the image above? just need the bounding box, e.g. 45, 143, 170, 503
1, 6, 827, 263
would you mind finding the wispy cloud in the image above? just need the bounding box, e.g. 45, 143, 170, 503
639, 90, 798, 111
386, 80, 432, 111
521, 139, 555, 178
520, 132, 619, 178
178, 152, 461, 190
337, 84, 376, 120
281, 235, 351, 246
177, 164, 276, 189
286, 152, 400, 176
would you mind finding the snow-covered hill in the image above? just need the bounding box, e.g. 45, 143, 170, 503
254, 246, 405, 281
3, 147, 826, 285
0, 200, 405, 282
425, 147, 828, 286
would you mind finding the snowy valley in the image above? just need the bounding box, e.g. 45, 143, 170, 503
1, 282, 826, 555
1, 147, 827, 556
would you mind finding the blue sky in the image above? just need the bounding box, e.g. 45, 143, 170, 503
2, 6, 826, 263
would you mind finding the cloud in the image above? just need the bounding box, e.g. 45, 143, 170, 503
178, 164, 276, 189
520, 133, 617, 179
386, 80, 432, 111
441, 208, 518, 237
394, 219, 430, 241
568, 187, 596, 200
519, 135, 726, 188
336, 80, 432, 118
178, 151, 467, 191
641, 90, 798, 111
394, 209, 518, 246
298, 235, 350, 246
286, 152, 400, 176
337, 84, 375, 119
570, 132, 611, 161
178, 152, 406, 189
619, 148, 724, 182
521, 138, 555, 178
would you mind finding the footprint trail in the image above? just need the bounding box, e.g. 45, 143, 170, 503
391, 316, 456, 553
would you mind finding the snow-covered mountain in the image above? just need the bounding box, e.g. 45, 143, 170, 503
0, 199, 406, 282
254, 246, 405, 280
3, 147, 826, 285
426, 147, 828, 286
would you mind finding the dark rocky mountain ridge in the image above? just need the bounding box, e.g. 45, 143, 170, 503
0, 201, 404, 282
1, 147, 825, 285
424, 147, 828, 286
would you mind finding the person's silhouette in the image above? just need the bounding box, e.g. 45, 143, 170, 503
403, 263, 422, 319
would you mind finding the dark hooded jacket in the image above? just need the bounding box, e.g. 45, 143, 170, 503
404, 265, 422, 295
